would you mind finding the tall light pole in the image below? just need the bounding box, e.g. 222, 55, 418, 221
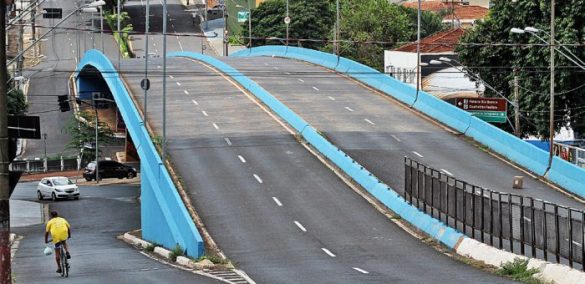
0, 1, 11, 281
144, 0, 150, 122
163, 0, 168, 161
414, 0, 421, 105
335, 0, 340, 55
100, 6, 104, 51
117, 0, 121, 68
285, 0, 289, 46
548, 0, 555, 173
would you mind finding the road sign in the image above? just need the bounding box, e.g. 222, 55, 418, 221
284, 16, 291, 24
456, 98, 507, 123
237, 11, 249, 23
141, 78, 151, 91
456, 97, 507, 112
8, 115, 41, 139
42, 8, 62, 19
471, 111, 507, 123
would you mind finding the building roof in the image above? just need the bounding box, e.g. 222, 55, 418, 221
402, 1, 489, 21
394, 28, 465, 53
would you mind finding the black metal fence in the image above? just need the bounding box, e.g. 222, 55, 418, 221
404, 156, 585, 270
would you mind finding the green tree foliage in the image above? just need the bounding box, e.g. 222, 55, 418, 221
104, 11, 134, 58
246, 0, 334, 49
457, 1, 585, 138
399, 5, 447, 41
65, 110, 115, 161
7, 76, 27, 115
337, 0, 411, 71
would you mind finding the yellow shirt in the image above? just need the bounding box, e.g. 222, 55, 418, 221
46, 217, 70, 244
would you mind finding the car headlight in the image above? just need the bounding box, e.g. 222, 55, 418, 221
54, 188, 63, 192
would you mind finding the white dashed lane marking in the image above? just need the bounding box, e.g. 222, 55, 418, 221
212, 123, 219, 130
294, 221, 307, 232
169, 75, 174, 79
272, 197, 283, 207
345, 107, 354, 112
321, 248, 336, 258
353, 267, 369, 274
298, 78, 304, 83
253, 174, 263, 184
201, 111, 208, 117
391, 135, 401, 142
441, 169, 454, 176
192, 100, 199, 105
312, 86, 319, 91
183, 90, 189, 95
238, 155, 246, 163
273, 66, 279, 70
412, 151, 423, 158
176, 82, 181, 86
224, 137, 232, 146
364, 119, 375, 125
328, 96, 336, 101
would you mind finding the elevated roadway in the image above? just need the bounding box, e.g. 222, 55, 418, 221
112, 56, 509, 282
221, 56, 585, 210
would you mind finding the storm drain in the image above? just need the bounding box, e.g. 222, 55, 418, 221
207, 269, 252, 284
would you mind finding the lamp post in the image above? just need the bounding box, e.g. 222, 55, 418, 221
163, 0, 168, 161
144, 0, 150, 122
285, 0, 289, 46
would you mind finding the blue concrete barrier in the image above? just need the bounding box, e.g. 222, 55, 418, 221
232, 46, 585, 199
76, 50, 204, 257
170, 51, 466, 249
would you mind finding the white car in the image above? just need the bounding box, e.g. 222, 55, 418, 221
37, 177, 79, 201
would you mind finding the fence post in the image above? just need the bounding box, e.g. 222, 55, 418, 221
462, 181, 467, 235
26, 160, 30, 173
481, 187, 485, 243
508, 193, 513, 253
43, 158, 47, 173
489, 191, 494, 246
520, 197, 525, 256
555, 205, 560, 263
531, 198, 536, 258
77, 155, 81, 171
543, 203, 548, 261
498, 193, 503, 249
568, 209, 573, 268
60, 156, 64, 171
581, 212, 584, 271
472, 185, 476, 240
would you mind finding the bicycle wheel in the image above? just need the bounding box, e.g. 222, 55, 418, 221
60, 247, 69, 277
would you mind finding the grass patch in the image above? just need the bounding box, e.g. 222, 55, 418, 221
169, 244, 185, 262
496, 258, 544, 283
144, 242, 161, 252
198, 254, 228, 265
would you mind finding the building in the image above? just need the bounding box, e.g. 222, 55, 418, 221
384, 28, 484, 99
402, 0, 489, 28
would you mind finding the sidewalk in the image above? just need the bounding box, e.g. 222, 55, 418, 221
10, 200, 44, 228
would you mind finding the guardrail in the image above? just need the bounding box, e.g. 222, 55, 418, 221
405, 156, 585, 269
77, 50, 204, 257
554, 142, 585, 168
231, 46, 585, 199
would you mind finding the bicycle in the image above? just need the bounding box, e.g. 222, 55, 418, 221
56, 241, 70, 278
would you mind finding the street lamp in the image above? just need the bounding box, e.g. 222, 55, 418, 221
510, 27, 585, 70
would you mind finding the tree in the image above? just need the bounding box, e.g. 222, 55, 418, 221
7, 76, 27, 115
246, 0, 334, 50
64, 111, 115, 162
456, 1, 585, 139
337, 0, 412, 71
399, 5, 447, 41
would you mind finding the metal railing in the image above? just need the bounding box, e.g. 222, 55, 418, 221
404, 156, 585, 269
9, 157, 80, 173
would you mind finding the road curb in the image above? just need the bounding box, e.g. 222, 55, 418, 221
121, 232, 253, 283
456, 238, 585, 283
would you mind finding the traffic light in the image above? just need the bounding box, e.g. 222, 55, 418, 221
58, 95, 70, 112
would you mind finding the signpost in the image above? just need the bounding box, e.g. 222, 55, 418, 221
42, 8, 62, 19
7, 115, 41, 139
456, 98, 508, 123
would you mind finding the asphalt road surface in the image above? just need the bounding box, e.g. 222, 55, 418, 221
11, 181, 219, 283
221, 56, 585, 210
117, 56, 511, 283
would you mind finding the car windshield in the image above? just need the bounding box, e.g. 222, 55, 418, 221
52, 177, 73, 186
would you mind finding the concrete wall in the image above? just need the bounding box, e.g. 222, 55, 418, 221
76, 50, 204, 257
232, 46, 585, 199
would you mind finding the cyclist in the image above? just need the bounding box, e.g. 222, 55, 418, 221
44, 211, 71, 274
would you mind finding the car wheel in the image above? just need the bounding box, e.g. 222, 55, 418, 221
85, 177, 92, 182
51, 192, 57, 201
127, 172, 135, 179
37, 191, 43, 200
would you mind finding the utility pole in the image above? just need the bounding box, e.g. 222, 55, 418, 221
334, 0, 339, 55
31, 0, 37, 57
285, 0, 289, 46
144, 0, 150, 122
1, 1, 13, 282
17, 18, 24, 79
513, 69, 520, 137
546, 0, 555, 174
163, 0, 167, 162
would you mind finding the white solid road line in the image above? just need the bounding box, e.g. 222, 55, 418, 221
238, 155, 246, 163
391, 135, 401, 142
224, 137, 232, 146
253, 174, 263, 184
212, 123, 219, 130
312, 86, 319, 91
328, 96, 336, 101
178, 39, 184, 51
298, 78, 304, 83
201, 111, 208, 117
345, 107, 354, 112
352, 267, 369, 274
441, 169, 454, 176
321, 248, 336, 258
412, 151, 423, 158
364, 119, 375, 125
184, 90, 189, 95
192, 100, 199, 105
294, 221, 307, 232
272, 197, 283, 207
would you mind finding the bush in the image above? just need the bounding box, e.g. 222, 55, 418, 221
496, 258, 541, 283
169, 244, 185, 262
